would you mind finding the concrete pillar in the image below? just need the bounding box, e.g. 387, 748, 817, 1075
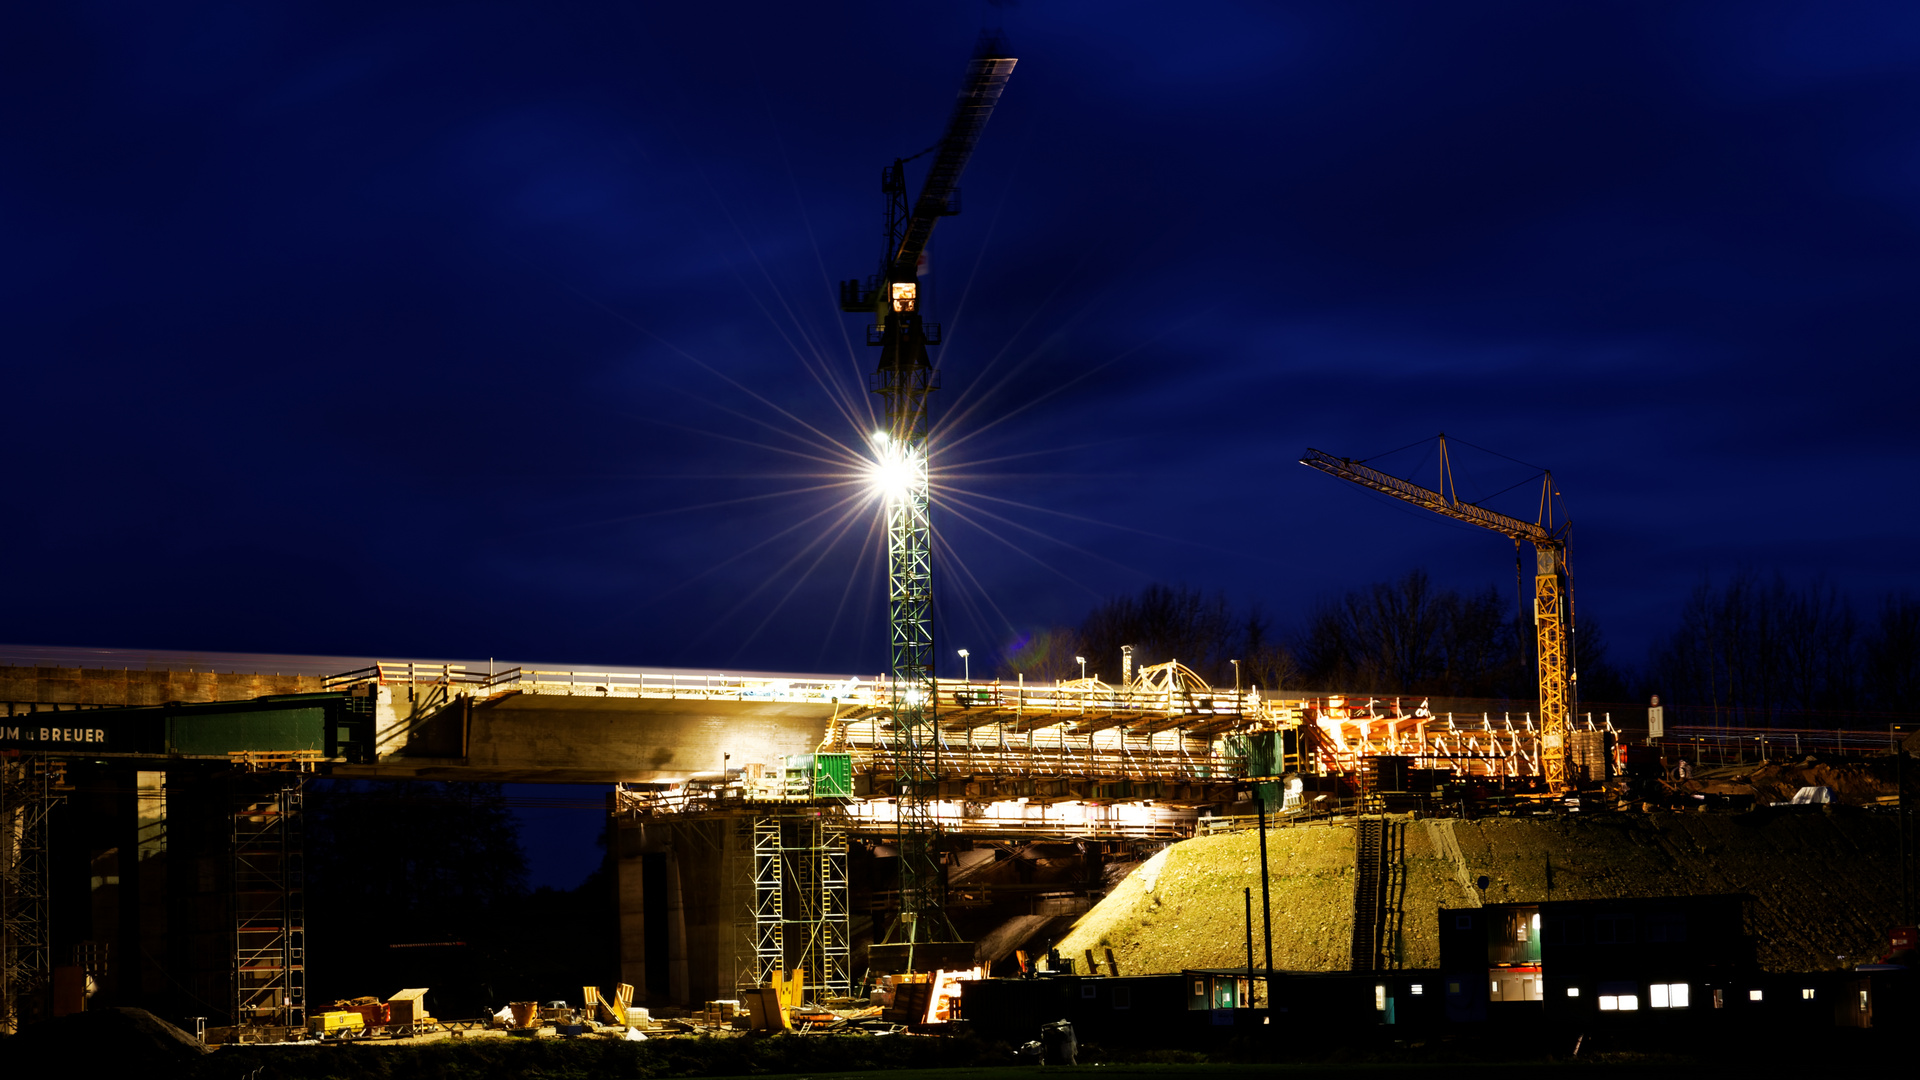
665, 848, 689, 1003
614, 831, 649, 998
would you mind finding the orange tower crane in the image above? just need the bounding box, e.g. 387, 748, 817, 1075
1301, 436, 1576, 791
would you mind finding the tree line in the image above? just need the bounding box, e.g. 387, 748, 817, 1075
1000, 571, 1919, 722
1648, 571, 1919, 723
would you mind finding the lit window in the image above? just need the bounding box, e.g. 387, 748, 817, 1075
1650, 984, 1667, 1009
1491, 981, 1499, 995
1650, 983, 1689, 1009
1749, 989, 1763, 1002
1859, 990, 1869, 1009
1374, 985, 1386, 1011
1598, 996, 1618, 1011
1619, 994, 1639, 1011
1668, 984, 1688, 1008
1800, 988, 1815, 1001
1567, 987, 1580, 998
1410, 984, 1424, 996
1532, 913, 1541, 931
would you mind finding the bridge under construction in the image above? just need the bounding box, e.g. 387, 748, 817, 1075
2, 644, 1621, 1035
0, 33, 1632, 1041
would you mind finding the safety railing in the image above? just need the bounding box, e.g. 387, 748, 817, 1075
1656, 726, 1902, 766
323, 662, 489, 691
841, 800, 1191, 840
322, 663, 1276, 724
844, 743, 1242, 783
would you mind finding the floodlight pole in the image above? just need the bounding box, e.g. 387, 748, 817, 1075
1257, 790, 1274, 1033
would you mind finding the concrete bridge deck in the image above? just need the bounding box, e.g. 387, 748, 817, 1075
4, 653, 1291, 789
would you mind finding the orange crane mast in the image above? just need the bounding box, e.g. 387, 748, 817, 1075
1300, 436, 1576, 791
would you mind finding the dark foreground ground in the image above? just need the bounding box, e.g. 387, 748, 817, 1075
1, 1008, 1903, 1080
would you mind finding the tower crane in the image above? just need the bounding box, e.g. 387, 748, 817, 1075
842, 37, 1016, 969
1300, 436, 1577, 791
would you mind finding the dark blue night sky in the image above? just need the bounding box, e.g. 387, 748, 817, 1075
7, 3, 1919, 690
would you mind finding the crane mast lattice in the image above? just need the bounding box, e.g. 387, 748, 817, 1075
1301, 437, 1576, 791
843, 39, 1015, 968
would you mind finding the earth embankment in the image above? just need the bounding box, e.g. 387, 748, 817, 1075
1056, 807, 1905, 974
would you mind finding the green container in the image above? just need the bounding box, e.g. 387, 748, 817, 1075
168, 704, 327, 756
813, 752, 853, 797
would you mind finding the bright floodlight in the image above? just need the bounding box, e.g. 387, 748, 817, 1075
868, 440, 921, 504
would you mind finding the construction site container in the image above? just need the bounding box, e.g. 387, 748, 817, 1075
814, 752, 852, 796
166, 700, 330, 756
388, 988, 431, 1025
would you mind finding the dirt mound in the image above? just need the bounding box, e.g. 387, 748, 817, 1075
1, 1007, 206, 1077
1056, 808, 1908, 977
1056, 825, 1357, 976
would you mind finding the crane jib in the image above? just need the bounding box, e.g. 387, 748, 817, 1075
887, 56, 1017, 281
1298, 448, 1560, 548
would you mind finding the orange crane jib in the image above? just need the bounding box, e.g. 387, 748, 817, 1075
1299, 443, 1578, 792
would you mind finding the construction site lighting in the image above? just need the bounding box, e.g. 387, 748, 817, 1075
868, 442, 923, 504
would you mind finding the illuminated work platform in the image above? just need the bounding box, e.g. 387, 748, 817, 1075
318, 659, 1299, 787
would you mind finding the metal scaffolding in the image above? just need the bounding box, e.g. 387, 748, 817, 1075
746, 815, 783, 991
738, 812, 851, 1002
0, 756, 59, 1035
231, 774, 306, 1030
785, 811, 851, 999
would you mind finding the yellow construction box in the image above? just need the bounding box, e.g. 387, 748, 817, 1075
308, 1011, 366, 1037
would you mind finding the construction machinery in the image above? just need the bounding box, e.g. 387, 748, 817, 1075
1301, 435, 1577, 792
840, 36, 1016, 968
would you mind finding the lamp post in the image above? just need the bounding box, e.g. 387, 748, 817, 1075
1075, 656, 1086, 682
1231, 659, 1241, 713
958, 648, 970, 683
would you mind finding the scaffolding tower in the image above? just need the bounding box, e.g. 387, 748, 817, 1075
231, 773, 306, 1031
786, 810, 851, 998
0, 755, 59, 1035
739, 811, 851, 1002
746, 815, 783, 989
